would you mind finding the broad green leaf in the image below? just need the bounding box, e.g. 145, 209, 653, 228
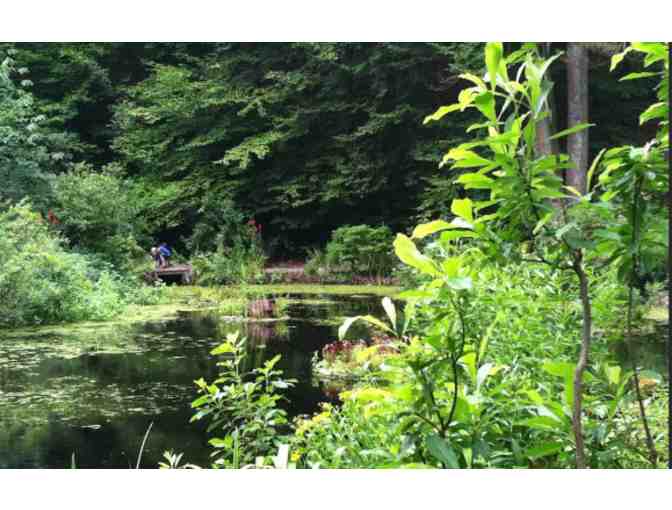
211, 342, 235, 355
518, 416, 564, 431
443, 147, 494, 169
359, 315, 396, 335
640, 102, 666, 125
394, 234, 440, 276
462, 448, 473, 468
451, 198, 473, 223
524, 442, 563, 459
605, 365, 621, 386
412, 220, 453, 239
426, 434, 460, 468
542, 361, 575, 379
474, 91, 496, 121
442, 257, 461, 278
456, 173, 495, 189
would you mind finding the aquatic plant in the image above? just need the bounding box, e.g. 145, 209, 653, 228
190, 332, 296, 467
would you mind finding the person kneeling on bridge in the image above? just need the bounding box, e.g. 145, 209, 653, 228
158, 243, 172, 267
150, 246, 165, 270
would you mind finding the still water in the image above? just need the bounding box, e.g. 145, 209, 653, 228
0, 294, 382, 468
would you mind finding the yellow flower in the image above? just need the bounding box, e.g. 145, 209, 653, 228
291, 452, 301, 463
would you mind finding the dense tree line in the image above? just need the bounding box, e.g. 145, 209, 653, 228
1, 42, 657, 256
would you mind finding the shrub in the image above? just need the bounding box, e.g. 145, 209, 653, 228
0, 201, 128, 327
324, 225, 395, 277
191, 332, 295, 467
187, 193, 248, 253
191, 218, 267, 285
52, 163, 143, 269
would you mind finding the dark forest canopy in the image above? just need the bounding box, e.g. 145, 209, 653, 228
0, 42, 658, 256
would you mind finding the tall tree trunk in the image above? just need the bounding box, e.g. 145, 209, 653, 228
535, 43, 560, 159
566, 43, 589, 194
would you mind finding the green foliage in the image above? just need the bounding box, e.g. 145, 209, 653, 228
315, 255, 666, 468
191, 227, 266, 286
52, 163, 143, 267
0, 202, 128, 327
190, 332, 295, 467
0, 53, 70, 208
325, 225, 396, 277
186, 193, 248, 253
110, 43, 482, 253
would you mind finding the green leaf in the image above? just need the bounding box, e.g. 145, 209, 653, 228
586, 148, 606, 192
439, 230, 478, 243
360, 315, 396, 335
423, 103, 462, 124
426, 434, 460, 468
519, 416, 564, 431
548, 123, 595, 140
459, 72, 486, 89
605, 365, 621, 386
620, 71, 659, 81
456, 173, 495, 189
411, 220, 453, 239
211, 342, 235, 355
451, 198, 473, 223
524, 442, 563, 459
542, 361, 575, 379
394, 234, 440, 276
474, 91, 496, 121
485, 42, 504, 91
610, 47, 633, 71
640, 102, 666, 125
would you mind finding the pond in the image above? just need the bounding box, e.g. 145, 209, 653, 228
0, 288, 666, 468
0, 290, 386, 468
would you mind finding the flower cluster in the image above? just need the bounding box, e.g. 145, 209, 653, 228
321, 335, 397, 364
321, 339, 366, 363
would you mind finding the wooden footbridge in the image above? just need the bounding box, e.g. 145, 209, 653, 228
145, 264, 194, 284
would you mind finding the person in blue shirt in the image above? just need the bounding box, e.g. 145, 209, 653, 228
158, 243, 172, 267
